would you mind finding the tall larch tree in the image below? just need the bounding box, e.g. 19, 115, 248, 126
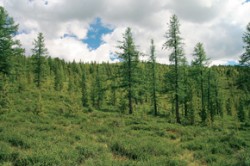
238, 22, 250, 111
118, 27, 139, 114
192, 42, 209, 123
0, 6, 22, 76
81, 67, 88, 107
149, 39, 158, 116
54, 59, 64, 91
32, 32, 48, 88
163, 15, 185, 124
0, 7, 23, 110
240, 22, 250, 65
94, 65, 104, 109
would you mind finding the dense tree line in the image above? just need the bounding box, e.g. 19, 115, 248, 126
0, 6, 249, 125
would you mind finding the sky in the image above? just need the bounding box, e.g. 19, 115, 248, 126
1, 0, 250, 65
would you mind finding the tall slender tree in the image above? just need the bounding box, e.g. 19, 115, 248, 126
81, 68, 88, 107
32, 33, 48, 88
0, 6, 22, 75
0, 7, 23, 110
149, 39, 158, 116
238, 22, 250, 111
118, 27, 139, 114
163, 15, 185, 123
94, 65, 104, 109
192, 42, 209, 123
240, 22, 250, 65
54, 60, 64, 91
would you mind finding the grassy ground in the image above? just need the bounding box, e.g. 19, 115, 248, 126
0, 91, 250, 166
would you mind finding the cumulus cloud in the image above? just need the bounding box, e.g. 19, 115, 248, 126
167, 0, 224, 23
1, 0, 250, 64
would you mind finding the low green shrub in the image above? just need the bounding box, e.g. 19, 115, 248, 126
76, 146, 96, 163
0, 142, 12, 162
8, 136, 30, 149
182, 141, 204, 151
14, 154, 60, 166
110, 141, 139, 160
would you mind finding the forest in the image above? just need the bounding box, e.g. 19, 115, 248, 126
0, 6, 250, 166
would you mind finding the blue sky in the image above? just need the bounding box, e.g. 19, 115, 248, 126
226, 60, 239, 66
62, 18, 113, 50
83, 18, 113, 50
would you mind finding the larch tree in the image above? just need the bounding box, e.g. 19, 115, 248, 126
181, 59, 190, 119
106, 63, 118, 106
81, 67, 89, 107
32, 32, 48, 88
240, 22, 250, 65
149, 39, 158, 116
0, 7, 23, 110
163, 15, 185, 123
94, 65, 104, 109
238, 22, 250, 110
192, 42, 209, 123
0, 6, 22, 76
54, 59, 64, 91
118, 27, 139, 114
238, 99, 245, 122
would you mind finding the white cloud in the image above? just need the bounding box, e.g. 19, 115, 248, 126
167, 0, 223, 23
1, 0, 250, 64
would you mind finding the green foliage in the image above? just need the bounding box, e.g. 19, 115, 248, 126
192, 42, 209, 123
238, 99, 246, 122
32, 32, 48, 88
0, 92, 249, 165
92, 66, 104, 109
54, 59, 64, 91
240, 22, 250, 66
163, 14, 185, 124
81, 68, 89, 107
0, 7, 23, 75
0, 7, 249, 166
35, 93, 43, 115
0, 79, 10, 113
149, 39, 158, 116
118, 27, 139, 114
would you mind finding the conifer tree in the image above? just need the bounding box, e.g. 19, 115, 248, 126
181, 62, 191, 119
54, 62, 64, 91
0, 6, 22, 75
0, 7, 23, 110
106, 63, 118, 106
192, 42, 209, 123
207, 69, 215, 122
118, 27, 139, 114
240, 22, 250, 65
163, 15, 185, 123
94, 66, 104, 109
149, 39, 158, 116
81, 68, 88, 107
238, 23, 250, 110
32, 32, 48, 88
226, 98, 232, 116
238, 99, 245, 122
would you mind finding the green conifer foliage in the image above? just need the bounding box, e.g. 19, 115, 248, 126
163, 15, 186, 123
32, 33, 48, 88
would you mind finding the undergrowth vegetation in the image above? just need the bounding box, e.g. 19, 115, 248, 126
0, 90, 249, 166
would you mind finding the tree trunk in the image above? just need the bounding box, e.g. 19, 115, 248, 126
174, 45, 181, 124
201, 69, 206, 123
128, 56, 133, 114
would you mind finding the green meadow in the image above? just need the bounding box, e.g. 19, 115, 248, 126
0, 90, 249, 166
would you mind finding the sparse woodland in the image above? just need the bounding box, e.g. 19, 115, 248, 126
0, 6, 250, 165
